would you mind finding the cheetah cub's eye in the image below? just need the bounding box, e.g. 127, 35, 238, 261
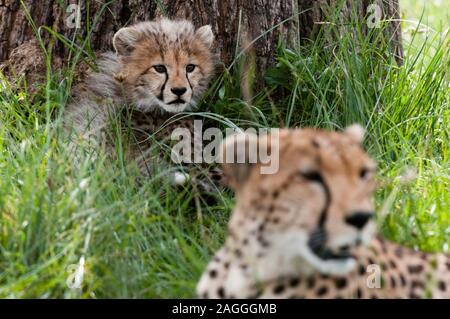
153, 65, 167, 73
186, 64, 196, 73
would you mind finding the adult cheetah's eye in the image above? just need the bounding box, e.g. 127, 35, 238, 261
299, 171, 323, 183
360, 167, 376, 180
153, 65, 167, 73
360, 168, 369, 179
186, 64, 196, 73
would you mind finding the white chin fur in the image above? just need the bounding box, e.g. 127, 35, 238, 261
258, 231, 357, 281
297, 240, 357, 275
136, 97, 194, 114
309, 255, 357, 275
160, 102, 191, 114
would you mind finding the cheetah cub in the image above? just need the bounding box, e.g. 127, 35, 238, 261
63, 19, 215, 184
197, 126, 449, 298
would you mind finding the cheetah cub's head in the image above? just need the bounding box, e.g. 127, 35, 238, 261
112, 19, 214, 114
220, 125, 377, 275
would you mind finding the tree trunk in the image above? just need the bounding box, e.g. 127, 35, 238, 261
0, 0, 403, 85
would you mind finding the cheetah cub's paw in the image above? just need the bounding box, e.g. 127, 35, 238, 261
172, 171, 190, 186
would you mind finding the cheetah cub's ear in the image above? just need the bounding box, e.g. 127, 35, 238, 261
344, 124, 365, 144
217, 133, 259, 189
113, 25, 142, 56
195, 25, 214, 48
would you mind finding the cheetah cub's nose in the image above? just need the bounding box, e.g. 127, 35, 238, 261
171, 87, 187, 97
345, 212, 374, 230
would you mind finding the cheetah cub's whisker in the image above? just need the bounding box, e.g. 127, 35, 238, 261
197, 125, 449, 299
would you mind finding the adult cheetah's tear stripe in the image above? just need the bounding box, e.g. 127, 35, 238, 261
301, 171, 331, 256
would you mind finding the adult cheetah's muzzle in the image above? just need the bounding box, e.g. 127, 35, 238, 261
307, 229, 354, 261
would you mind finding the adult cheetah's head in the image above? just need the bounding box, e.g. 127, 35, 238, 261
112, 19, 215, 114
219, 125, 377, 275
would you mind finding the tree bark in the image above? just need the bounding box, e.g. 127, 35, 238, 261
0, 0, 403, 83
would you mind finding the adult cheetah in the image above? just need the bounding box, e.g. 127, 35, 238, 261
197, 125, 449, 298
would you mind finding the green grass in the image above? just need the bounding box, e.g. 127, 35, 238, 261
0, 1, 449, 297
401, 0, 449, 31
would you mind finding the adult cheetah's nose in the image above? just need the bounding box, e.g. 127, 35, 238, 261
345, 211, 374, 230
171, 87, 187, 97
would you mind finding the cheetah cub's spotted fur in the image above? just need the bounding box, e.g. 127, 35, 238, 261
64, 19, 215, 184
197, 126, 449, 298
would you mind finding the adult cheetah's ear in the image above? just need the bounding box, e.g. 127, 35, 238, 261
195, 25, 214, 48
113, 26, 141, 56
218, 130, 281, 189
217, 132, 259, 189
344, 124, 365, 144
